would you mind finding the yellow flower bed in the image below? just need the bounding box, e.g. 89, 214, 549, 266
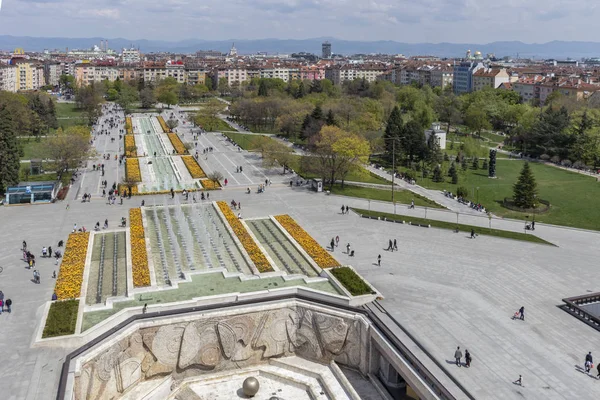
157, 116, 170, 133
216, 201, 273, 272
168, 133, 187, 155
274, 215, 340, 269
54, 232, 90, 300
125, 117, 133, 134
124, 135, 136, 157
182, 155, 206, 178
126, 158, 142, 182
200, 180, 221, 190
130, 208, 151, 287
117, 184, 138, 195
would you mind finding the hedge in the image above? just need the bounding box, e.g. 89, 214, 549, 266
331, 267, 373, 296
42, 299, 79, 338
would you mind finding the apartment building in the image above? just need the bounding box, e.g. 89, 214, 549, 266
430, 67, 453, 89
121, 48, 141, 64
512, 75, 543, 102
44, 62, 62, 87
453, 61, 484, 94
325, 64, 387, 85
472, 68, 510, 91
74, 62, 119, 86
0, 63, 17, 92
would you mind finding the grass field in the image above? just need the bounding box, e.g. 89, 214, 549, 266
353, 208, 554, 246
330, 184, 443, 208
222, 131, 275, 150
402, 159, 600, 230
19, 138, 49, 159
55, 103, 85, 119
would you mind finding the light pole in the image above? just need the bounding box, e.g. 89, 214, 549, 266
476, 187, 480, 204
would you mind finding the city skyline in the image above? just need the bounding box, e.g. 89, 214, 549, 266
0, 0, 598, 43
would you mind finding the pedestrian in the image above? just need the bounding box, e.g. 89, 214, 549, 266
596, 363, 600, 379
410, 200, 415, 209
454, 346, 463, 367
341, 205, 345, 215
346, 243, 351, 254
387, 239, 393, 251
465, 350, 471, 367
532, 221, 535, 231
377, 254, 381, 266
585, 352, 593, 373
142, 303, 147, 314
345, 205, 349, 214
514, 375, 523, 386
0, 298, 3, 315
519, 306, 525, 321
22, 240, 27, 251
330, 238, 335, 251
5, 298, 11, 313
393, 239, 398, 251
470, 228, 476, 239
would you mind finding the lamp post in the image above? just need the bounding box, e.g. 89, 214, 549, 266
476, 187, 480, 204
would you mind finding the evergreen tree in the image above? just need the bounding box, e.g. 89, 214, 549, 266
426, 132, 442, 165
258, 80, 268, 97
325, 109, 337, 126
0, 104, 21, 194
461, 157, 468, 171
448, 162, 457, 177
432, 164, 443, 182
295, 81, 306, 99
384, 106, 403, 154
451, 167, 459, 184
311, 104, 324, 120
472, 157, 479, 169
482, 159, 488, 170
513, 162, 538, 208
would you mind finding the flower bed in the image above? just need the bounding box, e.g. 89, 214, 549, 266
125, 117, 133, 134
274, 215, 340, 269
42, 299, 79, 338
124, 135, 136, 157
200, 179, 221, 190
130, 208, 151, 287
157, 116, 170, 133
54, 232, 91, 300
126, 158, 142, 182
168, 133, 187, 154
216, 201, 273, 272
330, 267, 373, 296
182, 155, 206, 178
118, 184, 139, 195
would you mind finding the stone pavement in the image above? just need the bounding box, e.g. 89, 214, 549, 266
2, 106, 600, 399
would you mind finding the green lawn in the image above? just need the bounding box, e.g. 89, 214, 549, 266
353, 208, 554, 246
19, 138, 48, 159
330, 184, 443, 208
222, 131, 276, 150
55, 103, 85, 119
401, 159, 600, 230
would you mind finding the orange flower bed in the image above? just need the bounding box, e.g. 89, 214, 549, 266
182, 155, 206, 178
200, 179, 221, 190
157, 116, 170, 133
125, 117, 133, 134
217, 201, 273, 272
54, 232, 91, 300
274, 215, 340, 269
130, 208, 151, 287
168, 133, 186, 154
124, 135, 136, 157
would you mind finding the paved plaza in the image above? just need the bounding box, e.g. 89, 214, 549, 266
1, 109, 599, 400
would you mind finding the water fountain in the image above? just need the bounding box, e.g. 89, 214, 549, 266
152, 199, 171, 285
162, 200, 184, 280
173, 198, 196, 271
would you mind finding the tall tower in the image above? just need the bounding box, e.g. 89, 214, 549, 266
322, 41, 332, 59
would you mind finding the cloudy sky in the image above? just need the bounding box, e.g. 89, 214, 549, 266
0, 0, 595, 43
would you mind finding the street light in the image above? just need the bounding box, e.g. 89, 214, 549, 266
476, 187, 480, 204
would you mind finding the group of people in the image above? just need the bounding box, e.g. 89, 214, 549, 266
453, 346, 472, 368
0, 291, 12, 314
230, 200, 241, 210
584, 352, 600, 378
340, 205, 350, 215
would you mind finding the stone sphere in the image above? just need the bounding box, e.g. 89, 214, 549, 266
242, 377, 260, 397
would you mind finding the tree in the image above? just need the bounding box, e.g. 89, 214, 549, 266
59, 74, 75, 91
155, 77, 179, 108
400, 120, 426, 163
258, 80, 269, 97
45, 126, 91, 179
140, 88, 156, 109
208, 171, 224, 185
461, 157, 468, 171
301, 105, 325, 141
432, 164, 443, 182
325, 109, 337, 126
472, 157, 479, 169
465, 104, 491, 137
0, 104, 20, 194
106, 88, 119, 101
260, 140, 295, 173
116, 85, 139, 113
166, 118, 179, 130
313, 126, 370, 189
75, 84, 103, 125
295, 81, 306, 99
513, 162, 538, 209
383, 105, 403, 155
435, 92, 462, 133
193, 99, 224, 132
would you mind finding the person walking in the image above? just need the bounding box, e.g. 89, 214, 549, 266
514, 375, 523, 386
410, 200, 415, 209
5, 298, 11, 313
330, 238, 335, 251
393, 239, 398, 251
470, 228, 476, 239
377, 254, 381, 267
387, 239, 393, 251
345, 205, 349, 214
454, 346, 463, 367
519, 306, 525, 321
346, 243, 351, 254
465, 350, 472, 367
596, 362, 600, 379
341, 205, 345, 215
585, 352, 593, 373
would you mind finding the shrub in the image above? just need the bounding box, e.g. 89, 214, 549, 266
457, 186, 468, 198
550, 155, 560, 164
472, 157, 479, 169
432, 165, 443, 182
561, 159, 572, 168
451, 171, 459, 184
540, 154, 550, 161
42, 300, 79, 338
443, 153, 450, 161
573, 160, 585, 170
461, 158, 468, 171
331, 267, 373, 296
403, 169, 416, 181
482, 159, 488, 170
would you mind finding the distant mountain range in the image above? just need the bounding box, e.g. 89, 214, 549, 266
1, 35, 600, 59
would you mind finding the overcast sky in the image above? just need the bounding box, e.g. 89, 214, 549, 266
0, 0, 596, 43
